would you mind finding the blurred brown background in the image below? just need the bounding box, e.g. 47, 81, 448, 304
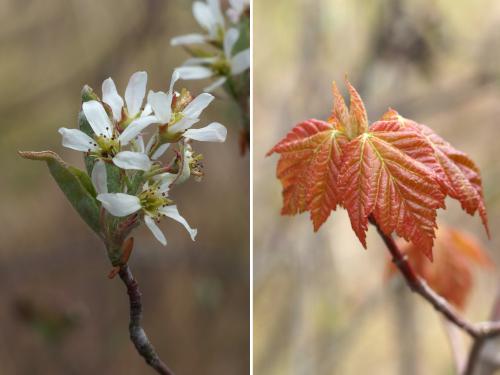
0, 0, 249, 374
254, 0, 500, 374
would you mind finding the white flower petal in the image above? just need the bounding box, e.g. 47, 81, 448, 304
208, 0, 224, 30
226, 8, 239, 23
147, 91, 172, 124
175, 66, 215, 80
119, 116, 158, 145
113, 151, 152, 171
170, 33, 208, 46
231, 49, 250, 75
91, 160, 108, 194
224, 28, 240, 58
168, 117, 200, 134
82, 101, 113, 138
182, 93, 214, 119
159, 205, 197, 241
154, 172, 177, 193
97, 193, 141, 217
193, 1, 216, 35
183, 122, 227, 142
141, 103, 153, 117
125, 71, 147, 117
59, 128, 98, 152
152, 143, 170, 160
176, 147, 193, 185
145, 133, 158, 154
144, 215, 167, 246
203, 76, 227, 92
168, 70, 181, 95
135, 135, 145, 153
102, 78, 124, 122
227, 0, 247, 22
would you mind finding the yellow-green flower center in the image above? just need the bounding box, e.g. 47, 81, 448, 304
94, 135, 120, 158
139, 186, 172, 219
212, 59, 231, 76
170, 111, 184, 125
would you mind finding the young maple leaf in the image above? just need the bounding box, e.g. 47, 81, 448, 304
266, 119, 348, 230
338, 125, 445, 258
330, 81, 368, 138
386, 226, 493, 310
379, 109, 490, 237
268, 79, 489, 260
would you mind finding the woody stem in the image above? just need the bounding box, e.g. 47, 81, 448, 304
368, 215, 500, 375
118, 264, 175, 375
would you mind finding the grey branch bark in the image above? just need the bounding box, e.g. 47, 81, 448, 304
118, 265, 174, 375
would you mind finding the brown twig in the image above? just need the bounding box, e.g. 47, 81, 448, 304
368, 216, 500, 375
118, 264, 174, 375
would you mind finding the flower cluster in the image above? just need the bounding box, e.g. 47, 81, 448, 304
59, 71, 227, 245
171, 0, 250, 92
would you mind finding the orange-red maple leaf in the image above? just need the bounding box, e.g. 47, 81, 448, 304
267, 119, 348, 230
380, 109, 489, 237
268, 80, 489, 260
338, 128, 445, 259
386, 226, 493, 310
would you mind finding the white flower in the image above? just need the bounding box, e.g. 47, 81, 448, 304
174, 28, 250, 92
147, 71, 227, 142
227, 0, 249, 23
59, 72, 158, 172
95, 171, 197, 246
171, 0, 225, 46
102, 71, 149, 122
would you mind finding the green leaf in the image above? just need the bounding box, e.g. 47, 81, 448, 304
19, 150, 101, 234
81, 84, 99, 103
105, 163, 122, 193
68, 166, 97, 198
129, 170, 144, 195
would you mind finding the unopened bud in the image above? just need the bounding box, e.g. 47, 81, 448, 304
81, 85, 100, 102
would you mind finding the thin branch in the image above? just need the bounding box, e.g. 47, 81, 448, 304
463, 339, 486, 375
369, 216, 500, 342
463, 286, 500, 375
118, 264, 174, 375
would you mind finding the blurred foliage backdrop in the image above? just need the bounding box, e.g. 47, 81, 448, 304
0, 0, 249, 374
254, 0, 500, 374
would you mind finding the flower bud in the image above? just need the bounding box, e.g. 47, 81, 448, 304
81, 85, 100, 102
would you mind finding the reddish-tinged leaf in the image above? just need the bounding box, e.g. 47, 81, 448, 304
327, 79, 368, 139
307, 127, 348, 230
339, 131, 445, 258
329, 82, 349, 131
387, 226, 493, 309
345, 79, 368, 138
267, 119, 348, 228
268, 82, 489, 259
381, 109, 489, 237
